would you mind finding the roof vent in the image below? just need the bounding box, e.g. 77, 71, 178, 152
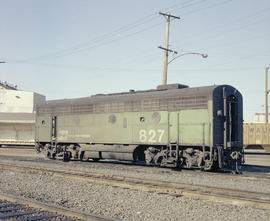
0, 80, 18, 90
157, 83, 189, 90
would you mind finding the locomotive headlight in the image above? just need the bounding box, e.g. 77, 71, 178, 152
217, 110, 223, 117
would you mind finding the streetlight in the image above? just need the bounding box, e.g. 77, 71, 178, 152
168, 52, 208, 64
161, 52, 207, 85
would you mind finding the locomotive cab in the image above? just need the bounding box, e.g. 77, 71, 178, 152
213, 85, 243, 172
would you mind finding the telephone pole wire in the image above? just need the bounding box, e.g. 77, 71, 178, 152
158, 12, 180, 85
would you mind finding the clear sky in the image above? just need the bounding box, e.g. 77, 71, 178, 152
0, 0, 269, 121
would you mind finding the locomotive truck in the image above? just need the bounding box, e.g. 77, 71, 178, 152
35, 83, 243, 171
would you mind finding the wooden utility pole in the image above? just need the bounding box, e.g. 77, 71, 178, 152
159, 12, 180, 85
266, 66, 269, 123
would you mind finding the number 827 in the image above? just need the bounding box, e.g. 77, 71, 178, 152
139, 129, 165, 143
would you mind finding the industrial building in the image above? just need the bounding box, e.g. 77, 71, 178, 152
0, 81, 45, 146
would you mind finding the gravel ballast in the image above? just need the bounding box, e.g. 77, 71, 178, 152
0, 154, 270, 194
0, 170, 270, 221
0, 154, 270, 220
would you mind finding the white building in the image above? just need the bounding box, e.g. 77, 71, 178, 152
0, 81, 45, 113
0, 81, 46, 145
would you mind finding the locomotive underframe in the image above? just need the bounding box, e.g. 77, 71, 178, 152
36, 141, 243, 171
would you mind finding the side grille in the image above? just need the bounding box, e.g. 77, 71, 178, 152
37, 95, 208, 115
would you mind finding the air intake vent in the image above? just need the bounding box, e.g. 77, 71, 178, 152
157, 83, 189, 90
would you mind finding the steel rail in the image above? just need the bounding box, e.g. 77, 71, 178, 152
1, 150, 270, 182
0, 162, 270, 211
0, 191, 119, 221
1, 147, 270, 180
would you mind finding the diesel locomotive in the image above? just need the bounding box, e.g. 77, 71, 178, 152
35, 83, 243, 171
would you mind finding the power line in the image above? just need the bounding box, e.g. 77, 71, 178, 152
197, 33, 270, 67
48, 21, 164, 59
195, 13, 270, 45
5, 59, 266, 72
26, 14, 157, 61
132, 0, 235, 66
173, 6, 270, 49
168, 0, 207, 13
145, 6, 270, 67
179, 0, 233, 16
162, 0, 203, 12
23, 0, 205, 61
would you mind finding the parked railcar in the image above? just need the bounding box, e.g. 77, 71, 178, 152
35, 84, 243, 171
243, 123, 270, 152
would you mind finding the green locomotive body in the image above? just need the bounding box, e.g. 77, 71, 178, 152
35, 83, 243, 171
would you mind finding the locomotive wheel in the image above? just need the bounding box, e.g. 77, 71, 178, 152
46, 151, 55, 160
210, 159, 219, 172
46, 151, 51, 159
154, 155, 163, 166
63, 152, 71, 162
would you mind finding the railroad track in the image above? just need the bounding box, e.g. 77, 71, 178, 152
0, 162, 270, 211
0, 194, 78, 220
2, 148, 270, 181
0, 191, 119, 221
97, 159, 270, 180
